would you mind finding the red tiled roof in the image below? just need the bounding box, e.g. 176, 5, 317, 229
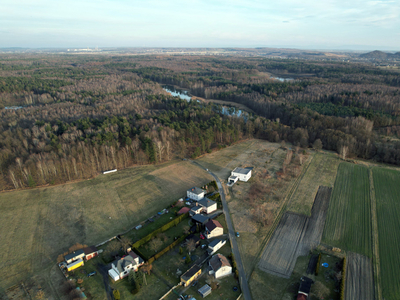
205, 220, 222, 231
178, 207, 190, 214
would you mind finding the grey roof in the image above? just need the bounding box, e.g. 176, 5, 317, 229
232, 167, 252, 175
198, 284, 212, 295
65, 249, 85, 261
181, 264, 201, 281
208, 239, 222, 248
198, 198, 216, 208
187, 187, 205, 195
192, 214, 209, 224
113, 254, 138, 273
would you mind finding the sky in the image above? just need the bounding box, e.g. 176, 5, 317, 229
1, 0, 399, 50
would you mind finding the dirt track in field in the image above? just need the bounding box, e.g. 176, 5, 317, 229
258, 186, 332, 278
345, 252, 375, 300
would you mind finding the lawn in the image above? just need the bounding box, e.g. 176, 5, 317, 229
322, 163, 373, 257
0, 160, 212, 290
373, 167, 400, 300
287, 153, 340, 216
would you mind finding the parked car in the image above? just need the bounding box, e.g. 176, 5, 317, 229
88, 271, 96, 277
200, 233, 205, 240
186, 202, 191, 206
236, 232, 240, 237
192, 280, 198, 287
201, 244, 207, 249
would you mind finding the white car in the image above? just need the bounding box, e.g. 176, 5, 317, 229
186, 202, 191, 206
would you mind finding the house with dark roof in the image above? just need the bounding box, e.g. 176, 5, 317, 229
205, 220, 223, 239
297, 276, 313, 300
108, 251, 144, 281
187, 187, 206, 201
208, 239, 226, 255
209, 254, 232, 279
181, 264, 201, 287
64, 249, 85, 264
197, 198, 217, 214
83, 246, 99, 261
229, 167, 252, 182
192, 214, 209, 225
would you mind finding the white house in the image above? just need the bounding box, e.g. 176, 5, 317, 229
205, 220, 223, 239
209, 254, 232, 279
198, 198, 217, 214
208, 239, 226, 255
108, 251, 144, 281
229, 167, 252, 182
187, 187, 206, 201
190, 206, 203, 216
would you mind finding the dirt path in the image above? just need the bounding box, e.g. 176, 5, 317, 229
369, 169, 382, 300
345, 252, 375, 300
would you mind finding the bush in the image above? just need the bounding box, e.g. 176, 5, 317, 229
113, 289, 120, 300
315, 253, 322, 275
340, 257, 347, 300
185, 256, 192, 264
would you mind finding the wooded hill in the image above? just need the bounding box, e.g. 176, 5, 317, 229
0, 54, 400, 190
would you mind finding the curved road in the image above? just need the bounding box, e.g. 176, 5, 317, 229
192, 161, 252, 300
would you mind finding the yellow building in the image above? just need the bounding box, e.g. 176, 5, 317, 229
67, 258, 84, 272
181, 265, 201, 287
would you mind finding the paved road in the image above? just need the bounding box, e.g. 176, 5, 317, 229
192, 161, 252, 300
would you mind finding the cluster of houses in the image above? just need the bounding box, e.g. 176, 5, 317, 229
60, 166, 252, 296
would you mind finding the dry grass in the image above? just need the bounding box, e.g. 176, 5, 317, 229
196, 139, 310, 277
287, 152, 340, 216
0, 160, 212, 293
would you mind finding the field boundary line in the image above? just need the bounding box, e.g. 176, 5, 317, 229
369, 168, 382, 300
246, 153, 315, 281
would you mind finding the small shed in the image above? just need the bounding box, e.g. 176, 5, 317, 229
83, 246, 99, 261
198, 284, 212, 298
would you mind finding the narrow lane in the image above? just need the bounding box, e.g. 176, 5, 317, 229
191, 161, 252, 300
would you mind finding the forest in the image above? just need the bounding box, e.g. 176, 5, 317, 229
0, 54, 400, 190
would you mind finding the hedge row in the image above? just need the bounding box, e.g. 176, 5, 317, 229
340, 257, 347, 300
144, 233, 189, 264
131, 212, 189, 249
315, 253, 322, 275
207, 192, 221, 202
203, 180, 218, 191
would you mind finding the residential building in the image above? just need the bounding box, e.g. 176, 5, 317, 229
190, 206, 203, 216
67, 258, 84, 272
181, 264, 201, 287
197, 198, 217, 214
230, 167, 252, 182
108, 251, 144, 281
64, 249, 85, 264
209, 254, 232, 279
192, 214, 209, 225
205, 220, 223, 239
83, 246, 99, 261
207, 239, 226, 255
187, 187, 206, 201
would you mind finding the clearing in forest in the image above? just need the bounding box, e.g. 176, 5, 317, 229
0, 160, 212, 290
287, 153, 340, 216
373, 167, 400, 300
322, 163, 372, 257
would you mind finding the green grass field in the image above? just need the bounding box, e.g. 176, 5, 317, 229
322, 163, 373, 257
287, 153, 340, 216
0, 160, 212, 291
373, 167, 400, 300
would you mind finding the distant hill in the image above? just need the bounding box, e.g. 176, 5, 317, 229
360, 50, 400, 59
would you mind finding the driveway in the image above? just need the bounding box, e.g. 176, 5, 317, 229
191, 161, 252, 300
